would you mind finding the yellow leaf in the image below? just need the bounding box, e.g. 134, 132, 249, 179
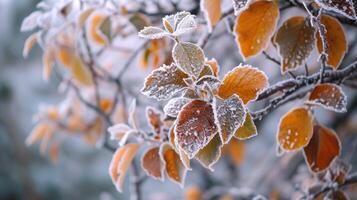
218, 65, 268, 104
316, 15, 347, 69
234, 112, 257, 139
195, 134, 222, 170
277, 107, 313, 151
109, 143, 140, 193
201, 0, 222, 31
234, 0, 279, 59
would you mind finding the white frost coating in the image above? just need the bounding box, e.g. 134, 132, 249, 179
216, 94, 246, 144
306, 83, 347, 113
174, 14, 197, 36
172, 42, 205, 77
21, 11, 42, 32
232, 0, 251, 16
128, 99, 138, 129
141, 64, 188, 101
196, 75, 221, 88
315, 0, 357, 20
163, 97, 191, 117
108, 123, 131, 140
138, 26, 169, 39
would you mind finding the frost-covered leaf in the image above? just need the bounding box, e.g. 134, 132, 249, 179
173, 42, 205, 77
232, 0, 251, 15
141, 63, 189, 100
23, 32, 38, 58
108, 123, 132, 141
198, 65, 214, 78
307, 83, 347, 112
274, 16, 316, 74
146, 107, 163, 135
164, 97, 191, 117
196, 75, 221, 87
216, 95, 246, 144
195, 134, 222, 170
174, 14, 197, 36
315, 0, 357, 20
26, 123, 52, 146
316, 15, 347, 69
163, 18, 174, 33
303, 124, 341, 173
55, 47, 93, 86
109, 143, 140, 193
160, 143, 187, 186
141, 147, 164, 180
138, 27, 169, 39
78, 7, 95, 28
234, 0, 279, 59
175, 100, 218, 158
325, 190, 349, 200
87, 13, 110, 45
129, 13, 151, 32
234, 112, 257, 140
277, 107, 314, 151
201, 0, 222, 32
21, 11, 42, 32
169, 127, 192, 170
218, 65, 268, 104
205, 58, 220, 77
42, 47, 55, 81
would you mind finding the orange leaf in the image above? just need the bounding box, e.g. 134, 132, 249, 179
234, 0, 279, 59
227, 139, 246, 166
201, 0, 222, 31
141, 147, 164, 180
218, 65, 268, 104
205, 58, 220, 77
307, 83, 347, 112
109, 143, 140, 192
88, 13, 109, 46
146, 107, 162, 135
25, 123, 51, 146
303, 124, 341, 173
274, 16, 315, 74
160, 143, 187, 186
277, 107, 313, 151
175, 100, 218, 158
185, 186, 202, 200
316, 15, 347, 69
42, 47, 55, 81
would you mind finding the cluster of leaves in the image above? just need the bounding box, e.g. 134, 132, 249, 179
21, 0, 357, 198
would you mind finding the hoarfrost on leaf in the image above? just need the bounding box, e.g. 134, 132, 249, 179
216, 95, 246, 144
315, 0, 357, 20
138, 27, 169, 39
141, 63, 189, 100
232, 0, 251, 16
164, 97, 191, 118
173, 42, 205, 77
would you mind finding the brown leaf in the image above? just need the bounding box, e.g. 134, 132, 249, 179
315, 0, 356, 20
307, 83, 347, 112
303, 124, 341, 173
274, 16, 315, 74
175, 100, 218, 158
218, 65, 268, 104
109, 143, 140, 192
201, 0, 222, 31
277, 107, 314, 151
316, 15, 347, 69
160, 143, 187, 186
234, 0, 279, 59
146, 107, 163, 134
141, 147, 164, 180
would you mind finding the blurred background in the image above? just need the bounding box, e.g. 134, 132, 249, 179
1, 0, 357, 200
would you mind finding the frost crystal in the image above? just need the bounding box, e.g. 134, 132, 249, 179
164, 97, 191, 117
138, 27, 169, 39
174, 14, 197, 36
315, 0, 357, 20
175, 100, 218, 158
232, 0, 250, 16
216, 95, 246, 144
141, 63, 189, 101
173, 42, 205, 77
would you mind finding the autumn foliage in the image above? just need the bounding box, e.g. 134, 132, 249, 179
21, 0, 357, 199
